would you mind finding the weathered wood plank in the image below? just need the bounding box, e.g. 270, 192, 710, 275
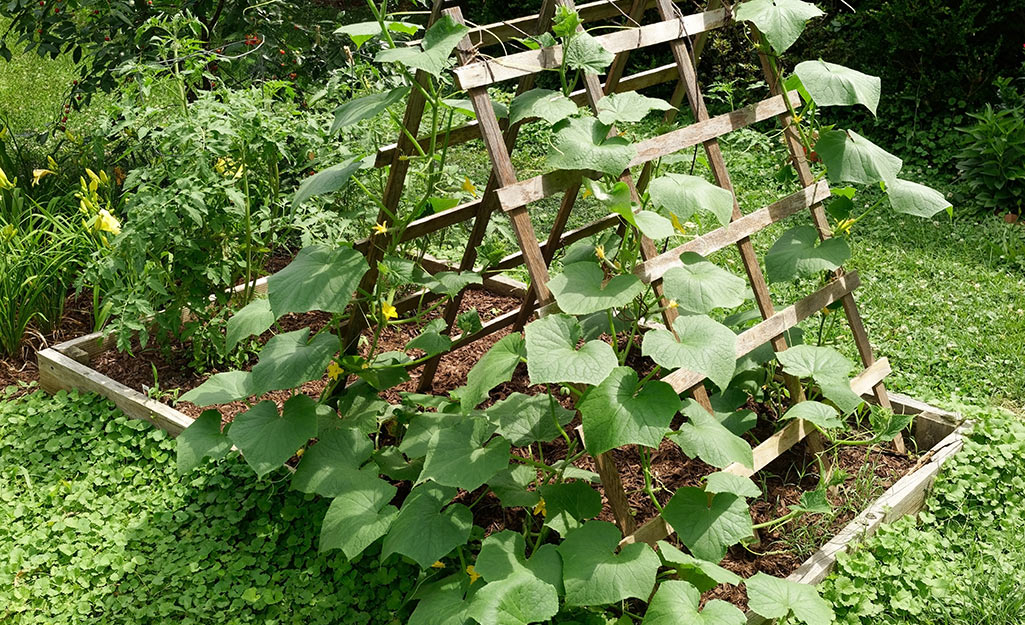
454, 10, 728, 89
660, 273, 861, 393
635, 181, 832, 283
37, 348, 193, 436
496, 92, 799, 210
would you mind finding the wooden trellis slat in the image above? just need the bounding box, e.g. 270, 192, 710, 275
494, 91, 801, 210
358, 0, 900, 535
453, 9, 728, 89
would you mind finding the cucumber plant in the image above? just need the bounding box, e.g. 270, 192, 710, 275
175, 2, 948, 623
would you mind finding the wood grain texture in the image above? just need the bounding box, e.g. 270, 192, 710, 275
37, 348, 193, 436
634, 181, 832, 283
453, 9, 728, 89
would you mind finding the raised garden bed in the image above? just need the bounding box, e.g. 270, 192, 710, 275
35, 268, 965, 617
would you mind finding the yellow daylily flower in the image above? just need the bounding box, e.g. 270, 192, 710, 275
0, 166, 15, 190
327, 361, 344, 380
466, 565, 481, 585
381, 301, 398, 320
532, 498, 547, 517
98, 169, 109, 184
47, 156, 59, 171
461, 176, 478, 198
96, 209, 121, 235
372, 221, 388, 236
431, 561, 445, 569
32, 169, 56, 187
594, 244, 606, 261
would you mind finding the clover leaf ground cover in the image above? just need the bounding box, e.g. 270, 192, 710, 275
816, 409, 1025, 624
0, 389, 414, 624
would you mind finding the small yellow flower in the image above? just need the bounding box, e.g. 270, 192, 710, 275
581, 187, 592, 199
667, 299, 678, 309
233, 163, 245, 179
594, 244, 606, 261
670, 213, 687, 235
466, 565, 481, 585
32, 169, 55, 187
295, 448, 305, 458
821, 307, 831, 316
214, 158, 227, 175
327, 361, 344, 380
431, 560, 445, 569
0, 166, 15, 190
381, 301, 398, 320
96, 209, 121, 235
533, 498, 547, 517
461, 176, 478, 198
835, 218, 855, 235
372, 221, 388, 236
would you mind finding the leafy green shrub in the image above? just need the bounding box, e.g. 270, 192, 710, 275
0, 389, 415, 623
818, 410, 1025, 623
956, 105, 1025, 215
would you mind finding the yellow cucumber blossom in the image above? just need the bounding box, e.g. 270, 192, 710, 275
326, 361, 343, 380
667, 299, 678, 309
835, 218, 855, 235
466, 565, 481, 585
430, 561, 445, 569
461, 176, 478, 198
532, 498, 547, 517
594, 244, 606, 261
670, 213, 688, 235
381, 301, 398, 321
0, 166, 15, 190
32, 169, 56, 187
372, 221, 388, 236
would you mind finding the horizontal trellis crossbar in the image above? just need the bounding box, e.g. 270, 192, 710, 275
453, 9, 728, 89
374, 63, 682, 167
660, 272, 862, 393
495, 91, 801, 210
636, 180, 832, 282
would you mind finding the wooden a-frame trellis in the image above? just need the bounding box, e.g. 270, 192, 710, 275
352, 0, 904, 543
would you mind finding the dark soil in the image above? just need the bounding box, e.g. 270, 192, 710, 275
0, 292, 94, 397
54, 284, 918, 609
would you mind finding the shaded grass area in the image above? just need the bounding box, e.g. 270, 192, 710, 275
0, 389, 414, 624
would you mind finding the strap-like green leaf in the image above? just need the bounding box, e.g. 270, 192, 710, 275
793, 60, 880, 115
578, 367, 681, 456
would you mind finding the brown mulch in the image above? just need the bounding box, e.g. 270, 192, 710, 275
17, 282, 918, 610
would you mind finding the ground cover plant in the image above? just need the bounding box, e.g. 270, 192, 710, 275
165, 2, 954, 622
817, 408, 1025, 624
0, 388, 416, 624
